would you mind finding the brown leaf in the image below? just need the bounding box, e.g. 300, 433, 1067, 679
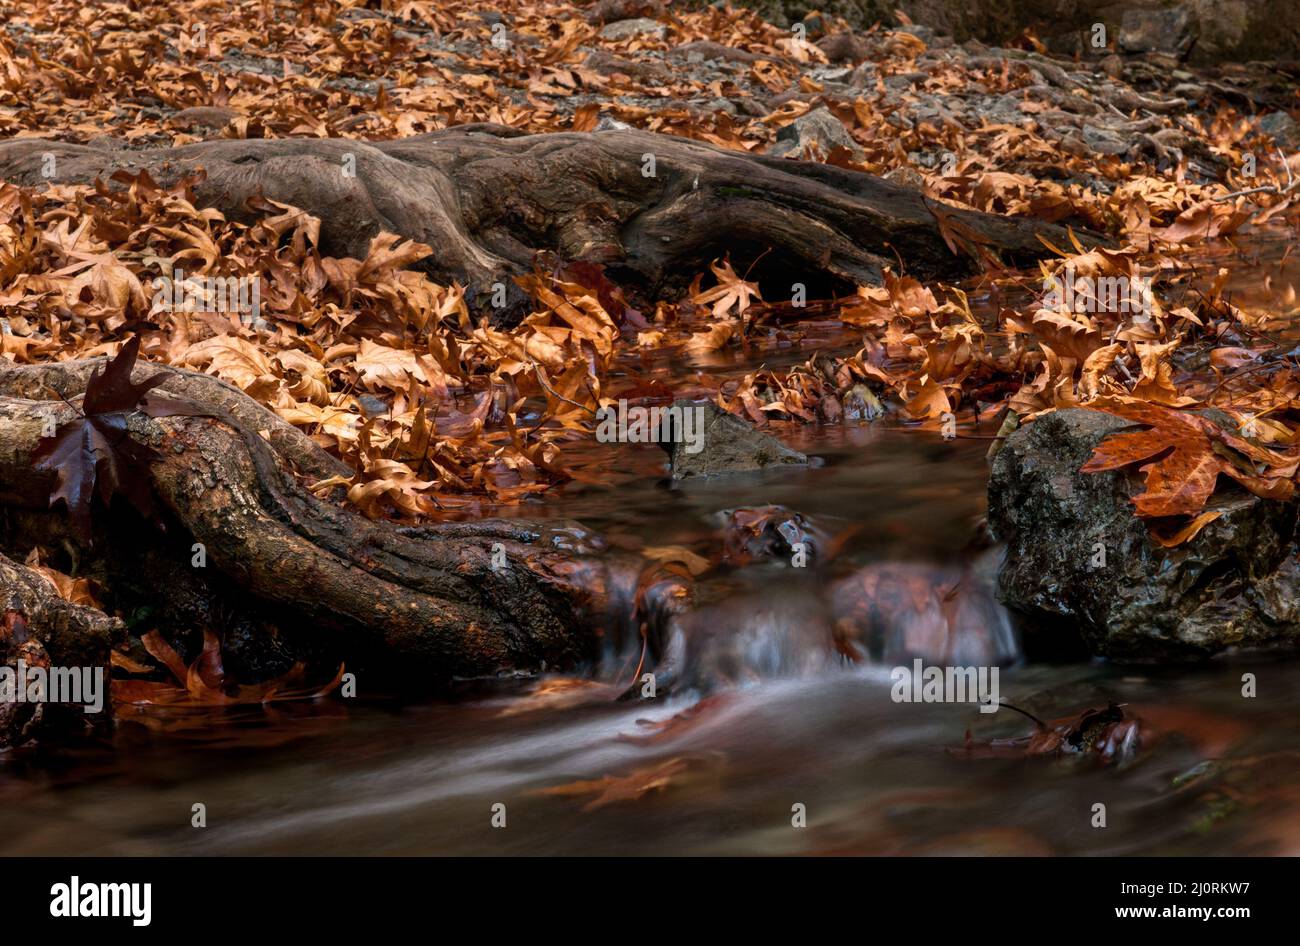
1082, 399, 1295, 518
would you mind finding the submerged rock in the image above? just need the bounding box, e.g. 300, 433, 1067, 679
719, 505, 818, 565
988, 408, 1300, 660
664, 400, 808, 478
830, 554, 1019, 668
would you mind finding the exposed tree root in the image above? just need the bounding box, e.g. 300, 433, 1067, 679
0, 357, 631, 682
0, 126, 1091, 319
0, 551, 124, 667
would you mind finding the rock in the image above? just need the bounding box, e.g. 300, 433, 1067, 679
583, 48, 673, 82
1119, 7, 1196, 57
769, 106, 864, 159
168, 106, 244, 129
987, 408, 1300, 660
1257, 111, 1300, 149
357, 394, 389, 418
669, 40, 764, 63
1099, 53, 1125, 79
585, 0, 666, 25
817, 30, 873, 63
830, 554, 1019, 667
719, 505, 817, 565
599, 17, 668, 41
664, 400, 808, 478
1082, 125, 1129, 156
595, 114, 633, 131
883, 166, 925, 189
847, 61, 877, 87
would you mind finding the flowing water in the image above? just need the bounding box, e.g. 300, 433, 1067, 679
3, 227, 1300, 856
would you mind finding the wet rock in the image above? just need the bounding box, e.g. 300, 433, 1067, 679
1119, 8, 1196, 58
599, 17, 668, 41
769, 106, 863, 159
664, 400, 808, 478
987, 408, 1300, 660
719, 505, 817, 565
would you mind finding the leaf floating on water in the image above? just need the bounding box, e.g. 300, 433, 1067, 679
113, 628, 344, 712
958, 702, 1143, 767
496, 677, 619, 717
619, 694, 732, 746
532, 755, 719, 811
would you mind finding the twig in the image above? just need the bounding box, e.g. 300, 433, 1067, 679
528, 357, 598, 416
1215, 148, 1299, 202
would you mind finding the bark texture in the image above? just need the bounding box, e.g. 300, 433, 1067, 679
0, 126, 1089, 319
0, 357, 623, 682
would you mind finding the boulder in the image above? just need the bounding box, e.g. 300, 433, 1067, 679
1257, 111, 1300, 150
1119, 8, 1196, 57
987, 408, 1300, 659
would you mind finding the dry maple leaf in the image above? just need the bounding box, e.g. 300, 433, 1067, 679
33, 337, 204, 542
691, 257, 761, 320
1081, 398, 1296, 518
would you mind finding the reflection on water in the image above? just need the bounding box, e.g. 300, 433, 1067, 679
4, 658, 1300, 855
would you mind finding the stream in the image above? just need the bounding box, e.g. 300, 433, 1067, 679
2, 229, 1299, 856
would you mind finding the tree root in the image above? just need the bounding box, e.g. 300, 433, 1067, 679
0, 357, 633, 682
0, 126, 1094, 319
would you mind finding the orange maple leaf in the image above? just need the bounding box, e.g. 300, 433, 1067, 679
1081, 399, 1296, 518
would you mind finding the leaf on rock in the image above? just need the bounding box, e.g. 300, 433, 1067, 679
1081, 398, 1296, 519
